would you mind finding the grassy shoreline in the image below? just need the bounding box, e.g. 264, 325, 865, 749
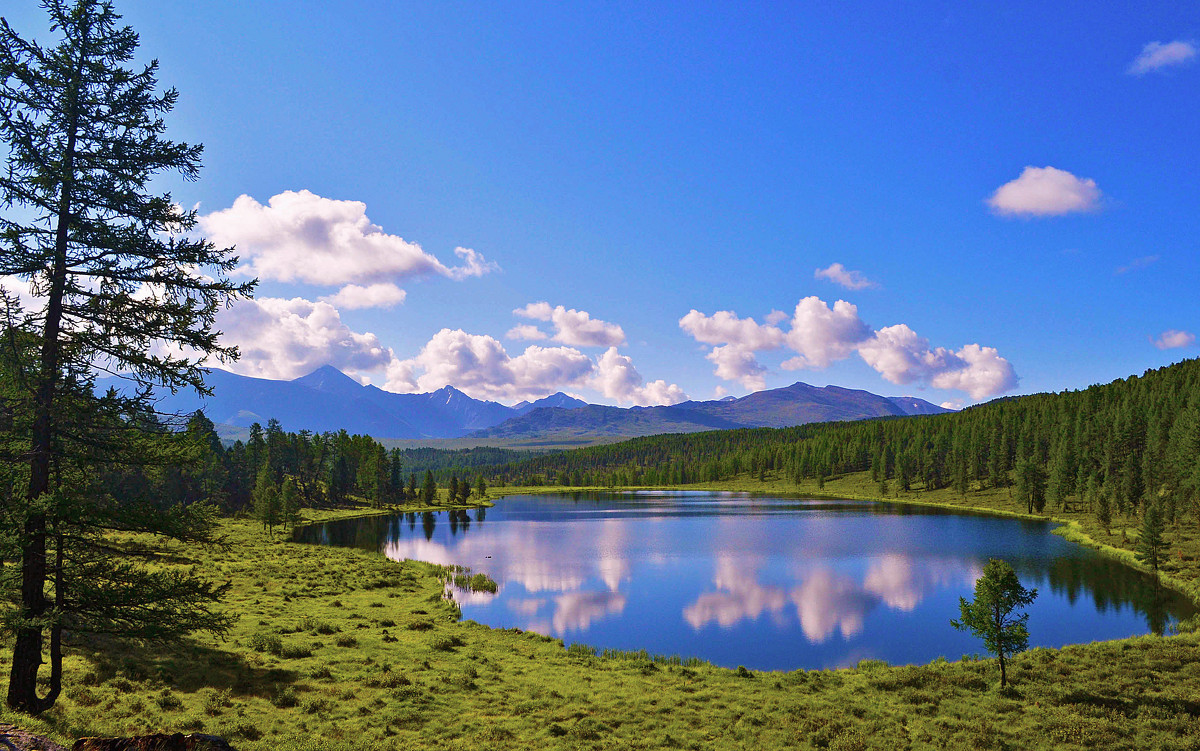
3, 481, 1200, 749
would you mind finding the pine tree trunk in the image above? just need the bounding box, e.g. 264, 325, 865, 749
7, 76, 78, 712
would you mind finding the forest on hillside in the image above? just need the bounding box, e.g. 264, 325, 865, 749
490, 359, 1200, 527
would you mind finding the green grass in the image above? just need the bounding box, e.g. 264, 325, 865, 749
4, 479, 1200, 749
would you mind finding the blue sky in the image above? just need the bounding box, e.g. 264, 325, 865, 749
5, 1, 1198, 407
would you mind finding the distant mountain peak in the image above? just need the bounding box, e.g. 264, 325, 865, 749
293, 364, 364, 393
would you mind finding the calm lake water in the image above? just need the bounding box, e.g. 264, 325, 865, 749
294, 491, 1196, 670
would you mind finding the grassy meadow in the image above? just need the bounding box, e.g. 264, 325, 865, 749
3, 477, 1200, 749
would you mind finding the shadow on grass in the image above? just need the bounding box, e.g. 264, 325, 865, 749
69, 632, 301, 698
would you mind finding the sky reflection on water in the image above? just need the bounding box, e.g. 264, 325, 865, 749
295, 491, 1195, 670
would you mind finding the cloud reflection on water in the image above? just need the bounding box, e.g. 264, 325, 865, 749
684, 554, 980, 643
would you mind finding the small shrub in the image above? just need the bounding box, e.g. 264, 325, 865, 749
379, 619, 396, 628
380, 673, 411, 689
280, 643, 314, 659
302, 697, 331, 714
231, 722, 262, 741
155, 689, 183, 711
249, 632, 283, 656
335, 635, 359, 648
736, 665, 754, 679
272, 686, 299, 708
407, 619, 434, 631
569, 717, 610, 741
431, 635, 464, 652
202, 688, 231, 716
309, 666, 333, 680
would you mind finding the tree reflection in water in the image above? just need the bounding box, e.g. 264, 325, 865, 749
293, 493, 1197, 669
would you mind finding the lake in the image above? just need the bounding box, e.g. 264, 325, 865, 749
293, 491, 1196, 671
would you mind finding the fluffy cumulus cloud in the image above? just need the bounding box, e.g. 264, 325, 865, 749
858, 327, 1017, 400
592, 347, 688, 406
320, 282, 407, 309
679, 309, 787, 390
1129, 40, 1198, 75
681, 296, 1017, 401
385, 330, 685, 405
814, 263, 879, 290
512, 302, 625, 347
986, 166, 1102, 217
198, 190, 496, 303
216, 297, 393, 380
783, 297, 873, 370
505, 324, 548, 341
1154, 330, 1196, 350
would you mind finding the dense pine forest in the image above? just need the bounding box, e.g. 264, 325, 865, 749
489, 359, 1200, 528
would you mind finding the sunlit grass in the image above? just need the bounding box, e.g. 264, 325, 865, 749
3, 481, 1200, 749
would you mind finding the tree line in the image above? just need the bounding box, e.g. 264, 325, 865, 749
489, 358, 1200, 533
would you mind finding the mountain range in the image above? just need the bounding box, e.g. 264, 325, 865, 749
138, 365, 951, 444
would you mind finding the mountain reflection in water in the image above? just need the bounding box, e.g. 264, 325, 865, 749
294, 491, 1196, 670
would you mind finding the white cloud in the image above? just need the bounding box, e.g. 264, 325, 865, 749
320, 282, 407, 310
678, 309, 785, 350
199, 190, 496, 289
681, 296, 1017, 401
0, 275, 41, 317
592, 347, 688, 406
814, 263, 879, 290
383, 330, 683, 405
445, 246, 499, 280
385, 329, 594, 400
216, 297, 394, 380
506, 324, 548, 341
1129, 40, 1198, 75
1154, 330, 1195, 350
678, 309, 788, 391
514, 302, 625, 347
783, 296, 873, 370
857, 326, 1018, 400
987, 166, 1102, 217
705, 344, 768, 391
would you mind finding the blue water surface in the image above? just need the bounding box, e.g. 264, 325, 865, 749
295, 491, 1194, 670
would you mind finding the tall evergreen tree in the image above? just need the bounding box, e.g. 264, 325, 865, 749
0, 1, 252, 713
1136, 501, 1167, 579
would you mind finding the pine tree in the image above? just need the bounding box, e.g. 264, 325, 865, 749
422, 470, 437, 504
1136, 501, 1167, 579
951, 559, 1037, 688
476, 475, 487, 499
0, 1, 252, 713
1091, 476, 1111, 536
280, 476, 301, 529
253, 464, 280, 535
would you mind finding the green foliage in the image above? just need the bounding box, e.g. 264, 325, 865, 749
486, 357, 1200, 546
0, 0, 251, 713
952, 559, 1038, 687
1136, 501, 1167, 576
421, 470, 437, 504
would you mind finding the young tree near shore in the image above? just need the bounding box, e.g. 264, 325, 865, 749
951, 559, 1038, 689
0, 1, 253, 713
